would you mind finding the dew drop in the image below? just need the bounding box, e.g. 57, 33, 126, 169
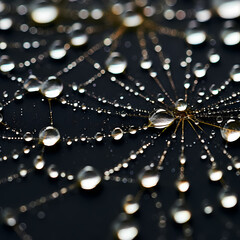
0, 17, 12, 30
40, 76, 63, 98
221, 22, 240, 46
230, 64, 240, 82
70, 24, 88, 47
208, 49, 220, 63
123, 195, 139, 215
214, 0, 240, 19
0, 55, 15, 72
140, 58, 152, 70
30, 1, 59, 24
112, 127, 124, 140
105, 52, 127, 74
193, 63, 207, 78
123, 11, 143, 28
176, 178, 190, 192
77, 166, 101, 190
39, 126, 60, 146
2, 208, 18, 227
171, 199, 191, 224
138, 166, 160, 188
149, 108, 175, 129
208, 168, 223, 181
33, 155, 45, 170
23, 75, 42, 92
47, 164, 59, 178
113, 213, 138, 240
175, 99, 187, 111
23, 132, 33, 142
219, 188, 238, 208
220, 120, 240, 142
185, 27, 206, 45
49, 40, 67, 59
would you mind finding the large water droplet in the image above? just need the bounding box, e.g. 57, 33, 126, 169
23, 75, 42, 92
220, 120, 240, 142
221, 22, 240, 46
113, 213, 138, 240
2, 208, 18, 227
219, 188, 238, 208
40, 76, 63, 98
112, 127, 124, 140
230, 64, 240, 82
171, 199, 191, 224
70, 24, 88, 47
214, 0, 240, 19
185, 28, 206, 45
123, 195, 139, 215
208, 49, 220, 63
0, 17, 12, 30
30, 1, 59, 24
39, 126, 60, 146
176, 178, 190, 192
123, 11, 143, 27
140, 58, 152, 70
149, 108, 175, 129
33, 155, 45, 170
208, 168, 223, 181
193, 63, 207, 78
77, 166, 101, 190
49, 40, 67, 59
105, 52, 127, 74
138, 166, 160, 188
175, 99, 187, 111
47, 164, 59, 178
0, 55, 15, 72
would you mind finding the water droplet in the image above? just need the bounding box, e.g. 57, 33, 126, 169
175, 99, 187, 111
195, 9, 212, 22
219, 188, 238, 208
23, 75, 42, 92
19, 164, 28, 177
112, 127, 124, 140
209, 84, 219, 95
193, 63, 207, 78
232, 156, 240, 169
123, 195, 139, 215
221, 22, 240, 46
30, 2, 59, 24
95, 132, 104, 142
176, 178, 190, 192
171, 199, 191, 224
113, 213, 138, 240
33, 155, 45, 170
149, 109, 175, 129
70, 24, 88, 47
230, 64, 240, 82
105, 52, 127, 74
0, 55, 15, 72
49, 40, 67, 59
2, 208, 17, 227
123, 11, 143, 27
157, 93, 164, 102
77, 166, 101, 190
140, 58, 152, 70
208, 168, 223, 181
47, 164, 59, 178
39, 126, 60, 146
23, 132, 33, 142
138, 166, 160, 188
40, 76, 63, 98
214, 0, 240, 19
208, 49, 220, 63
0, 17, 12, 30
185, 27, 206, 45
220, 120, 240, 142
